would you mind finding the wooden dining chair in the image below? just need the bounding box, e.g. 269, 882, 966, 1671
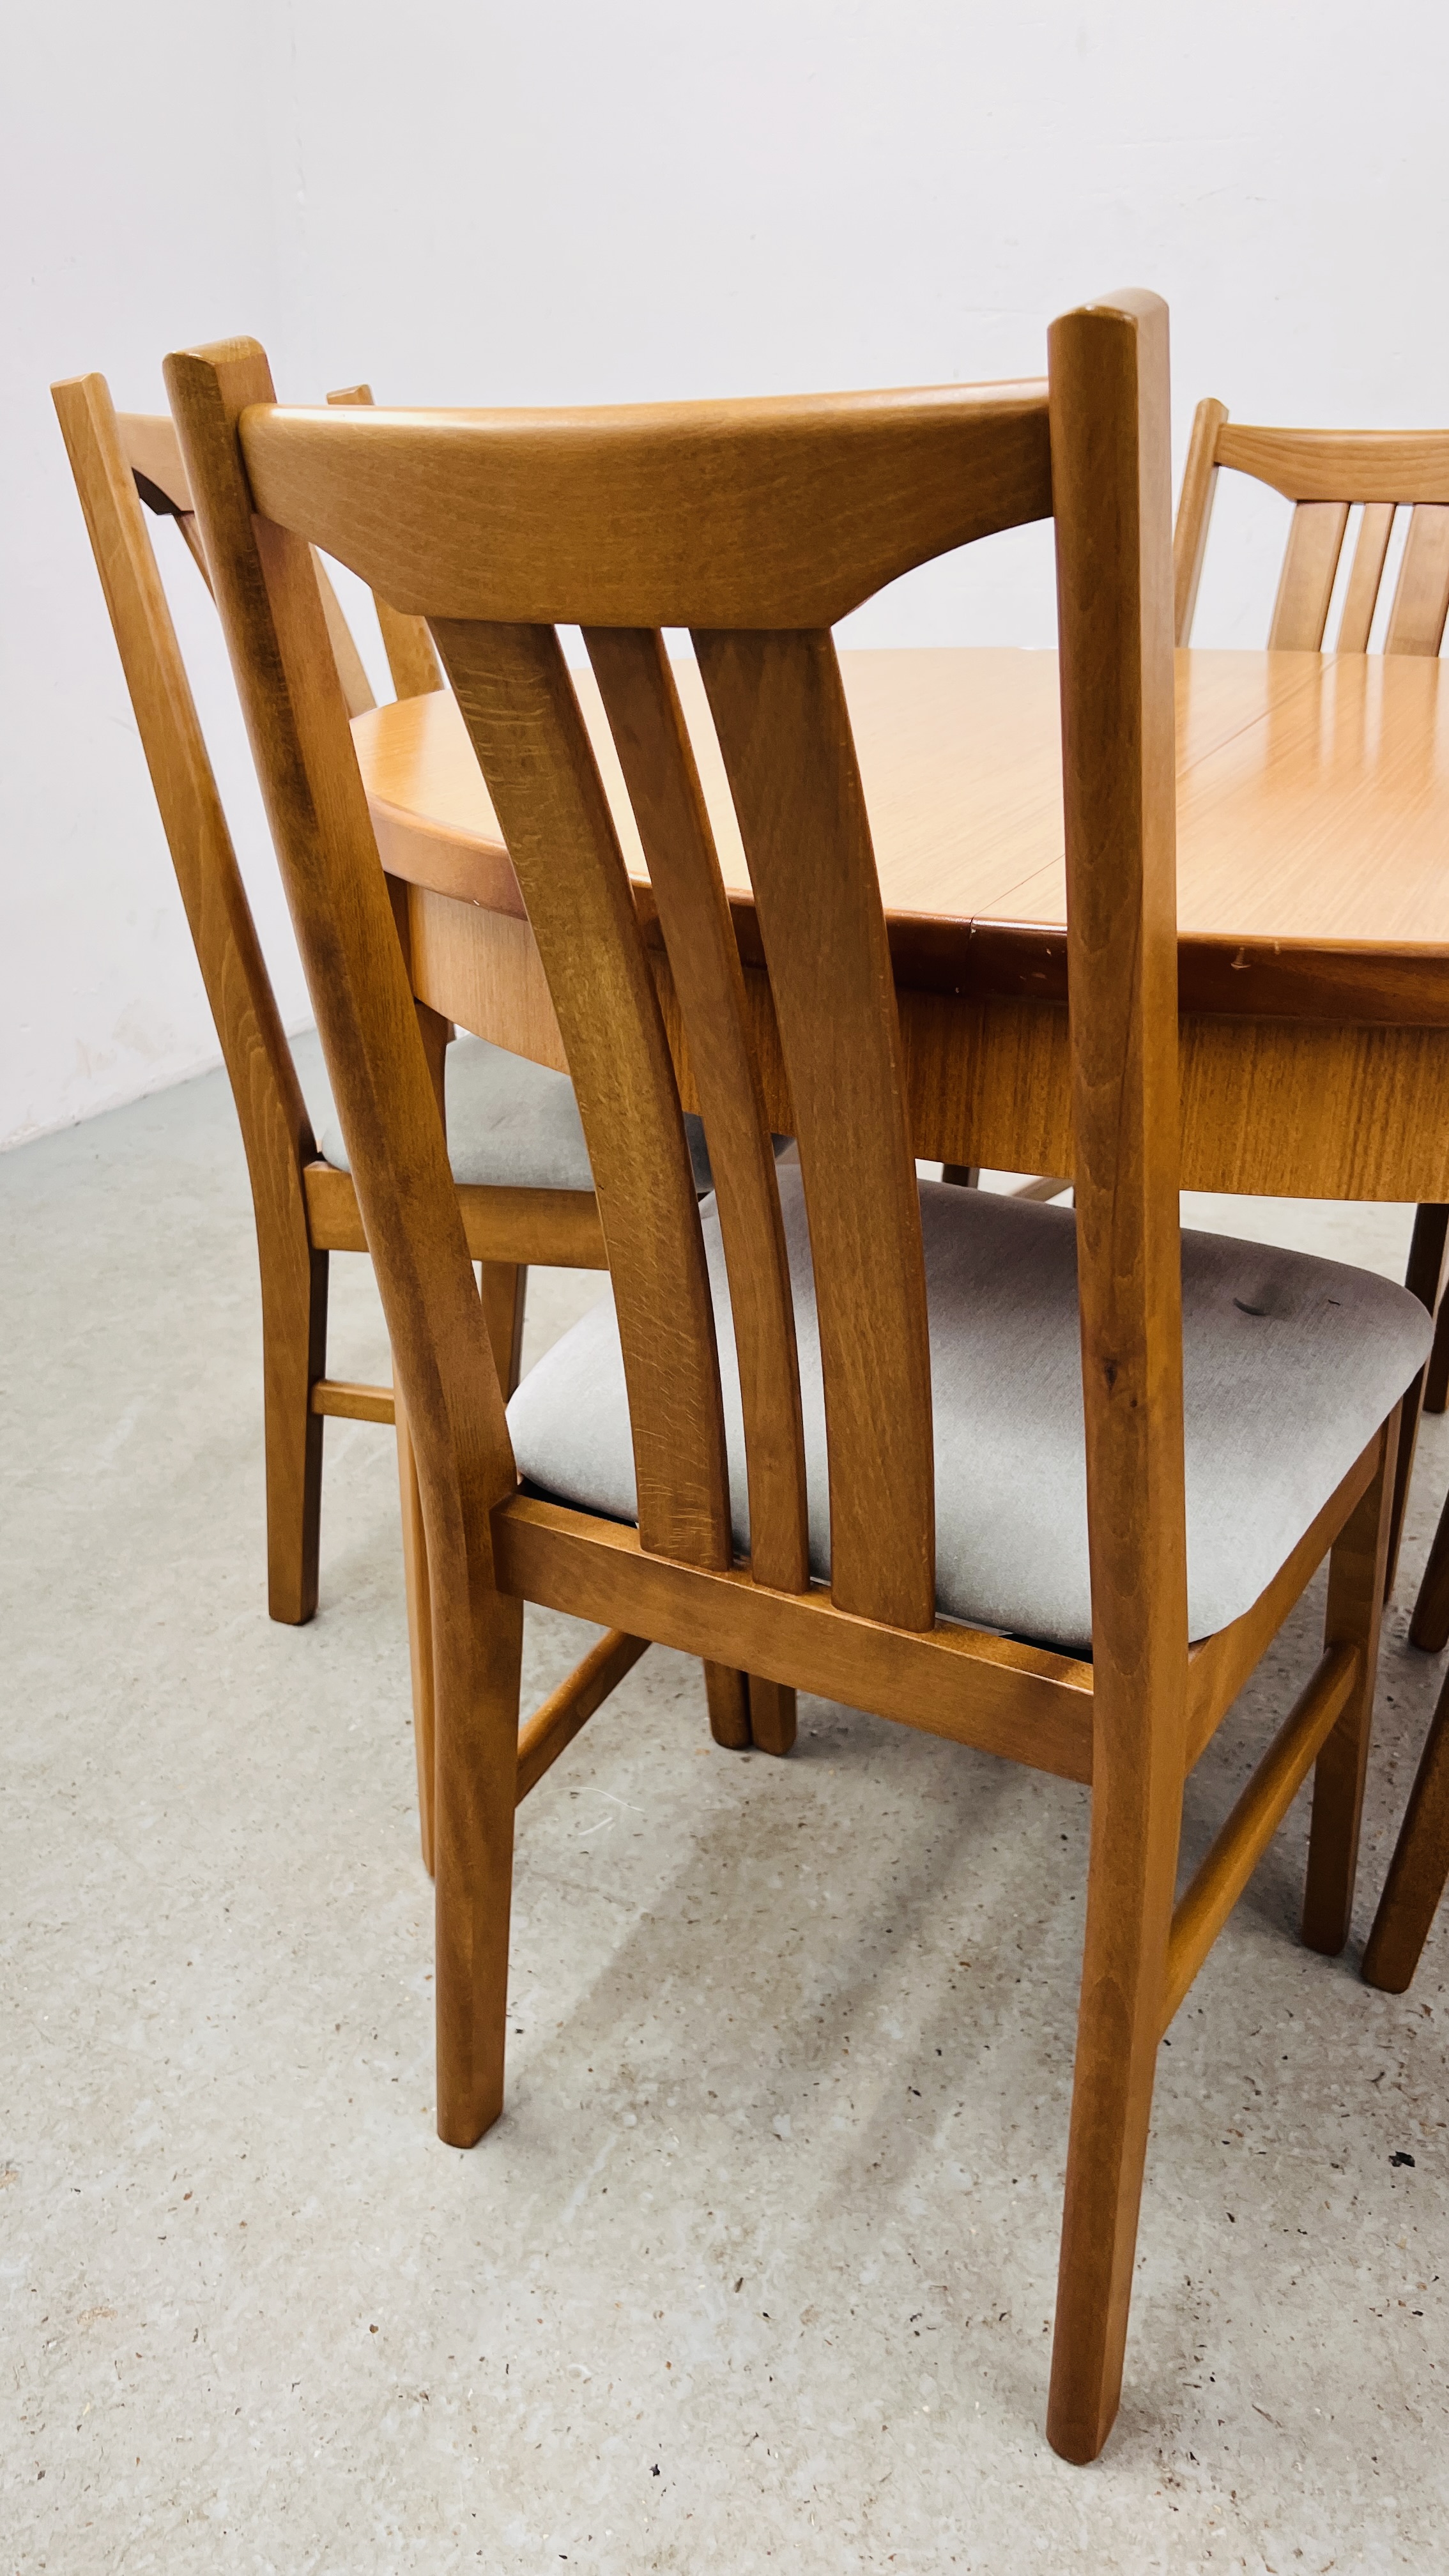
52, 371, 765, 1874
165, 292, 1432, 2461
1173, 402, 1449, 1609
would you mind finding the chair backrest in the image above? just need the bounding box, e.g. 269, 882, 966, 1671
52, 369, 318, 1215
164, 294, 1185, 1680
1174, 398, 1449, 652
54, 372, 448, 1197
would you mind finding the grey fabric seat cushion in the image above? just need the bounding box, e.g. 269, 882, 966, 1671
506, 1171, 1430, 1652
316, 1032, 715, 1195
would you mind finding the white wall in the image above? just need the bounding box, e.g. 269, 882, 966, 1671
6, 0, 1449, 1146
2, 0, 301, 1148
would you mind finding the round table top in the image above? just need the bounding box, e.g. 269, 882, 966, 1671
353, 646, 1449, 1022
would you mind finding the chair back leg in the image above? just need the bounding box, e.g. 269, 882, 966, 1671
1384, 1204, 1449, 1600
1363, 1668, 1449, 1992
1424, 1288, 1449, 1416
1410, 1487, 1449, 1652
1046, 1673, 1183, 2464
434, 1568, 525, 2145
395, 1395, 437, 1874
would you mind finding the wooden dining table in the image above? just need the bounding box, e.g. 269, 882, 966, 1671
351, 646, 1449, 1202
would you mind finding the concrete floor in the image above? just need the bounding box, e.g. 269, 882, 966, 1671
3, 1038, 1447, 2573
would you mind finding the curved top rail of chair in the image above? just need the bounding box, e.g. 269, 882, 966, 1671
236, 378, 1052, 629
1215, 422, 1449, 505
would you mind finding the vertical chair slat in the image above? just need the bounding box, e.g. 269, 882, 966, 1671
170, 509, 214, 592
1385, 503, 1449, 657
434, 618, 733, 1573
585, 627, 810, 1594
326, 383, 445, 699
696, 627, 935, 1630
1336, 502, 1397, 651
311, 550, 377, 718
1268, 500, 1351, 650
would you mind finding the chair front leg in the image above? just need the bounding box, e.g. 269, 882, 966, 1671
704, 1664, 751, 1748
1362, 1662, 1449, 1993
259, 1238, 328, 1625
1409, 1483, 1449, 1653
702, 1666, 798, 1754
1047, 1680, 1184, 2464
1303, 1411, 1397, 1954
748, 1676, 797, 1755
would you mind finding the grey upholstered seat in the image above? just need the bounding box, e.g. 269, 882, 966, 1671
316, 1031, 716, 1195
506, 1170, 1430, 1652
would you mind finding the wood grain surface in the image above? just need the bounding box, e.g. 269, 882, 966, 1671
355, 645, 1449, 980
354, 645, 1449, 1199
241, 381, 1052, 631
